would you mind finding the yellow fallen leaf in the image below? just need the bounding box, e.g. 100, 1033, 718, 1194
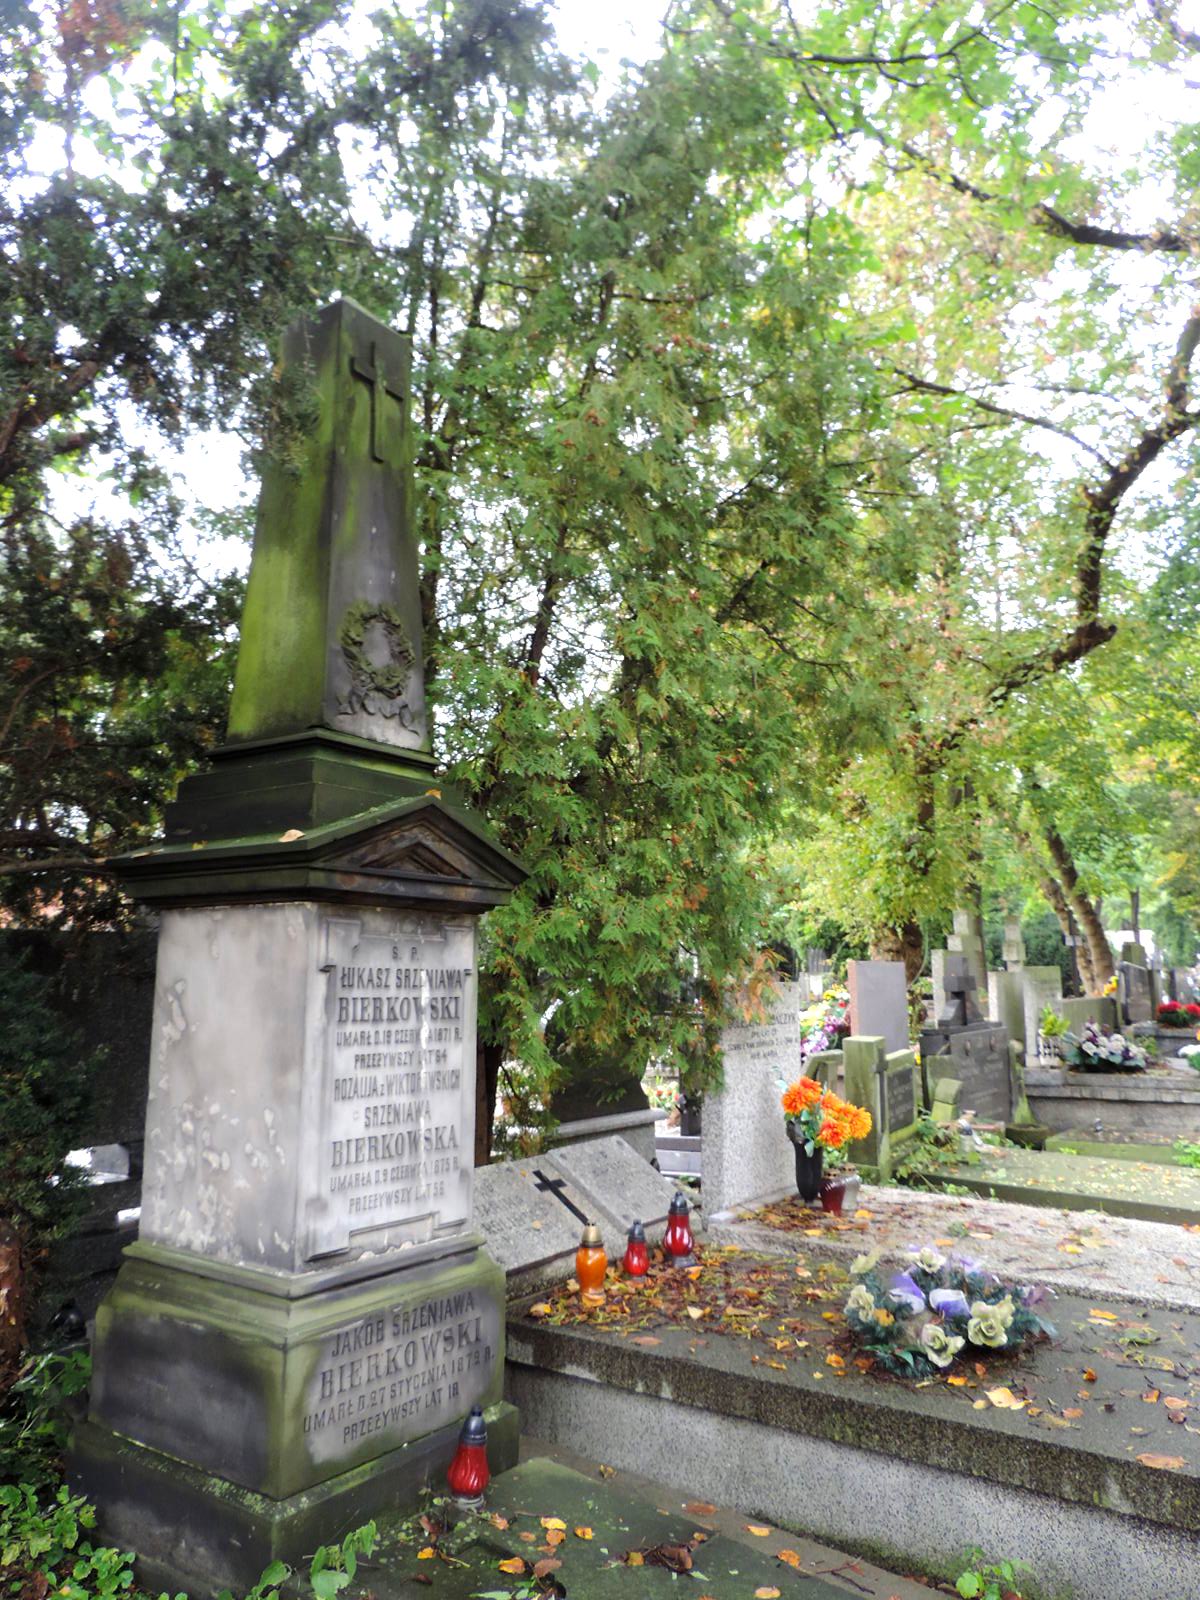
1137, 1453, 1185, 1470
973, 1399, 988, 1410
745, 1524, 771, 1537
1164, 1396, 1190, 1409
574, 1526, 593, 1539
755, 1588, 782, 1598
1082, 1368, 1097, 1382
685, 1265, 703, 1280
545, 1529, 565, 1547
946, 1375, 968, 1387
777, 1549, 803, 1568
1089, 1309, 1118, 1321
417, 1547, 435, 1560
528, 1302, 553, 1319
686, 1306, 705, 1320
625, 1551, 645, 1566
985, 1386, 1026, 1410
498, 1557, 526, 1574
854, 1208, 873, 1219
1143, 1390, 1160, 1403
278, 828, 304, 842
489, 1513, 510, 1530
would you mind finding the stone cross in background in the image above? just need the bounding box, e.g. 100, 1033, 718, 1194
1002, 916, 1026, 970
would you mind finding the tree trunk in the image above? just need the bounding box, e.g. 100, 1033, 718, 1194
1042, 826, 1114, 991
871, 920, 925, 985
1038, 872, 1093, 992
0, 1221, 25, 1399
474, 1037, 504, 1166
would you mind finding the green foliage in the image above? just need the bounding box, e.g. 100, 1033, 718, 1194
955, 1548, 1034, 1600
1174, 1140, 1200, 1168
307, 1522, 377, 1600
0, 1484, 135, 1600
0, 1351, 91, 1489
890, 1112, 970, 1188
0, 956, 96, 1258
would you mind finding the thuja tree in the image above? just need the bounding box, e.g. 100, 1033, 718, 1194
3, 2, 879, 1148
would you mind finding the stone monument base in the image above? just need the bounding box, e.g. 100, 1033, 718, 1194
69, 1237, 513, 1595
70, 1403, 519, 1598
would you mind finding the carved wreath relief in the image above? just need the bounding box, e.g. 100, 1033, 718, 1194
337, 600, 420, 726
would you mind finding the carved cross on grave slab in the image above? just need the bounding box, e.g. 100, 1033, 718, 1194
532, 1168, 591, 1227
937, 954, 983, 1031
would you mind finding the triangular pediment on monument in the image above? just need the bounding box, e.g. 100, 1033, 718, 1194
116, 792, 526, 909
307, 796, 526, 894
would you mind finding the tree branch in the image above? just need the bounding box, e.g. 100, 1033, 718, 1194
891, 367, 1113, 465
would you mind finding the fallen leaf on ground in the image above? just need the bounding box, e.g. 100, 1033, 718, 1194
533, 1559, 562, 1578
632, 1336, 661, 1346
528, 1303, 553, 1319
1082, 1369, 1097, 1382
416, 1547, 435, 1560
574, 1526, 593, 1539
754, 1588, 782, 1598
985, 1386, 1026, 1410
777, 1549, 803, 1567
625, 1552, 644, 1567
686, 1306, 705, 1320
598, 1464, 616, 1478
1089, 1309, 1118, 1322
544, 1529, 565, 1547
1137, 1453, 1185, 1470
745, 1524, 771, 1536
540, 1517, 567, 1531
1062, 1408, 1083, 1419
684, 1501, 716, 1516
498, 1557, 527, 1574
489, 1514, 509, 1530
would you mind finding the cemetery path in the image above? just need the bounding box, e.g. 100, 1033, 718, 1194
709, 1183, 1200, 1312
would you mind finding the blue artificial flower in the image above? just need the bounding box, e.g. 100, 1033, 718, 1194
887, 1270, 926, 1314
929, 1287, 970, 1319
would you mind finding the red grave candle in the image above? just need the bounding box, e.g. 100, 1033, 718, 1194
663, 1190, 696, 1266
446, 1406, 490, 1505
623, 1219, 649, 1276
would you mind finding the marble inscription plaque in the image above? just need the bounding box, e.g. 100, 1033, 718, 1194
306, 911, 477, 1258
302, 1282, 500, 1467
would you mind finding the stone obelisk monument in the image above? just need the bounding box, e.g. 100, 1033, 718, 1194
70, 300, 525, 1593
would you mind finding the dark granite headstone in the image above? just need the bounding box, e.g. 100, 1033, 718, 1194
1119, 961, 1153, 1027
941, 1025, 1014, 1124
885, 1059, 917, 1134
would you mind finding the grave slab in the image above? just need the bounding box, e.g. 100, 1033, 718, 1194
465, 1159, 596, 1280
909, 1143, 1200, 1226
708, 1184, 1200, 1314
508, 1250, 1200, 1600
543, 1134, 676, 1240
354, 1456, 850, 1600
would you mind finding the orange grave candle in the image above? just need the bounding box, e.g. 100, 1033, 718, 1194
576, 1221, 608, 1301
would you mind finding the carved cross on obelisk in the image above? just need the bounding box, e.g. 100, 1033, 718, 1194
350, 339, 406, 464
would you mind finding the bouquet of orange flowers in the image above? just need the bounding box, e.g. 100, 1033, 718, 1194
781, 1076, 872, 1157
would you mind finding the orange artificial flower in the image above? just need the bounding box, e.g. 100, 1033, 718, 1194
781, 1076, 823, 1116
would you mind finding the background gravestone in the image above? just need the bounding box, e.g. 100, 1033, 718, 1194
940, 1025, 1015, 1124
704, 982, 803, 1216
847, 959, 909, 1056
988, 968, 1025, 1052
1021, 966, 1064, 1066
1119, 960, 1154, 1027
842, 1037, 920, 1182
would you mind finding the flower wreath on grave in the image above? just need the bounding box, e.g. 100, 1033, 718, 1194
1061, 1021, 1148, 1073
843, 1246, 1054, 1379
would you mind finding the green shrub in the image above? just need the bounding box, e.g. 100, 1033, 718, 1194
0, 1349, 91, 1488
